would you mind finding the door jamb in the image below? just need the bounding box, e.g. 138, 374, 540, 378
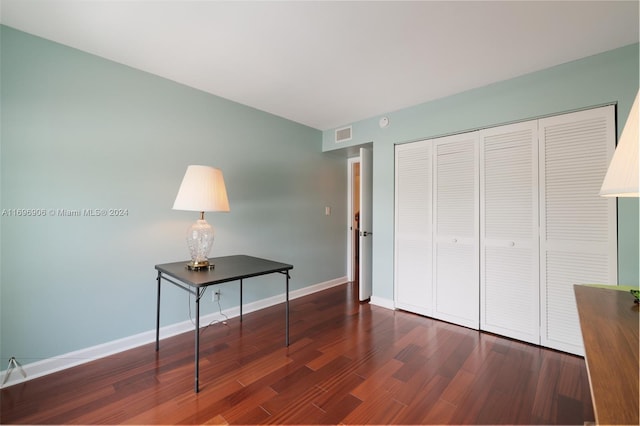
347, 156, 360, 282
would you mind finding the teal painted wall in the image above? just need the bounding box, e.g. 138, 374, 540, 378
323, 43, 640, 300
0, 26, 347, 363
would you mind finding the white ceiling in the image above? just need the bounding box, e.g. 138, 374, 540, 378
1, 1, 638, 130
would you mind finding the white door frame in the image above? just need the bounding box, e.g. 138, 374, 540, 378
358, 147, 373, 301
347, 156, 359, 282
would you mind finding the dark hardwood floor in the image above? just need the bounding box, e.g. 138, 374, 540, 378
1, 282, 594, 425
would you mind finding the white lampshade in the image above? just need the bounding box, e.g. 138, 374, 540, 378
600, 91, 639, 197
173, 165, 230, 212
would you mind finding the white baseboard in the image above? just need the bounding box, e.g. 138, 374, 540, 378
370, 295, 395, 310
0, 276, 347, 388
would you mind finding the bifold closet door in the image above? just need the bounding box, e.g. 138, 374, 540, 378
480, 121, 539, 344
433, 133, 479, 329
539, 105, 617, 356
394, 140, 432, 316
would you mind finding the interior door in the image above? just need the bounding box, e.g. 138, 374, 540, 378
480, 121, 539, 344
394, 140, 432, 316
433, 133, 479, 329
359, 147, 373, 301
539, 105, 617, 355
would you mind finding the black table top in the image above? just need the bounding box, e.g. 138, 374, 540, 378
155, 255, 293, 287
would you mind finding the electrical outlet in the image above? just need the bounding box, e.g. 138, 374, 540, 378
213, 290, 221, 301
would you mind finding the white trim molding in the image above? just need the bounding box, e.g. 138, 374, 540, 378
370, 295, 395, 310
0, 276, 347, 388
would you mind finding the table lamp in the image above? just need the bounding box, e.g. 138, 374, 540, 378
600, 90, 639, 197
173, 165, 230, 270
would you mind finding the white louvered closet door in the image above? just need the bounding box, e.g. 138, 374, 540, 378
394, 141, 432, 316
433, 133, 479, 329
539, 105, 617, 356
480, 121, 540, 344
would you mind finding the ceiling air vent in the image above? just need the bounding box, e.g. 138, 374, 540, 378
335, 126, 352, 143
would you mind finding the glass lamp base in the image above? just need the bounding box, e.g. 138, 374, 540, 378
186, 217, 215, 271
186, 260, 215, 271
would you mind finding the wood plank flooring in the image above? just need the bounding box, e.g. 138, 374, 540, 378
1, 282, 594, 425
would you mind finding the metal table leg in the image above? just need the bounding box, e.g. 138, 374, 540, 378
195, 289, 202, 393
156, 271, 161, 351
286, 272, 290, 346
240, 279, 243, 322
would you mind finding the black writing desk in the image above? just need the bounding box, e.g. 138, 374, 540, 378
155, 255, 293, 392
